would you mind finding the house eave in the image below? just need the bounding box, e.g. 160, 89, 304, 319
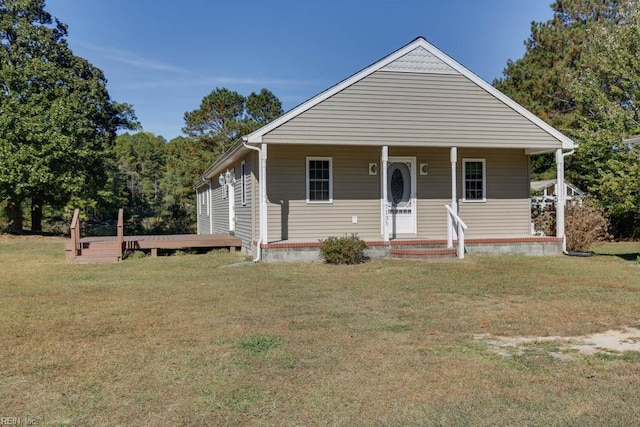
194, 139, 250, 188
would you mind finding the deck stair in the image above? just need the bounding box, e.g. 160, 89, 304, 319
66, 208, 124, 264
389, 240, 458, 260
73, 240, 123, 264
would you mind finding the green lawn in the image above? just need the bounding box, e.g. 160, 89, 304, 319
2, 236, 640, 426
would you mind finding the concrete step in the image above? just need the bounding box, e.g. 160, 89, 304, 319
390, 247, 457, 260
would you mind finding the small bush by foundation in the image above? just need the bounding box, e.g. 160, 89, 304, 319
320, 234, 368, 265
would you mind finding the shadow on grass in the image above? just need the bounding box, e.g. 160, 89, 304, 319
593, 242, 640, 262
595, 252, 640, 262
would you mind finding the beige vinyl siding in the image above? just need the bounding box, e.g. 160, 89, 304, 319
267, 145, 381, 241
263, 71, 561, 149
211, 179, 229, 234
234, 157, 254, 251
263, 145, 531, 241
458, 148, 531, 238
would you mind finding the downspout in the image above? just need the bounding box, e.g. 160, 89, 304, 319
556, 147, 576, 253
242, 138, 264, 262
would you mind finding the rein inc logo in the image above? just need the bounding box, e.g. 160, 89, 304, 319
1, 418, 37, 425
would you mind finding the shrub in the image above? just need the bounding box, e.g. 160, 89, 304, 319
565, 200, 611, 252
320, 234, 368, 265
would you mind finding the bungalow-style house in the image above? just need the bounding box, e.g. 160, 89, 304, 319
195, 37, 575, 262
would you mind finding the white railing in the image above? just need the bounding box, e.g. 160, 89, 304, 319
445, 204, 469, 259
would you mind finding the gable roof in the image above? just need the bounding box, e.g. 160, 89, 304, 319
246, 37, 574, 150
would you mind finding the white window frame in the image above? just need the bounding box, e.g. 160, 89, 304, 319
306, 157, 333, 204
197, 190, 202, 215
462, 158, 486, 202
241, 161, 247, 206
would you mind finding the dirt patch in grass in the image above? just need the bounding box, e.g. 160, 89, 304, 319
477, 326, 640, 360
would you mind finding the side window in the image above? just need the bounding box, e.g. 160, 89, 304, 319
463, 159, 486, 202
306, 157, 333, 203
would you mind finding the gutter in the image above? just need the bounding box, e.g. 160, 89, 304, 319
242, 137, 264, 262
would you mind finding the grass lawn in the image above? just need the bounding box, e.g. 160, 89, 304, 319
2, 236, 640, 426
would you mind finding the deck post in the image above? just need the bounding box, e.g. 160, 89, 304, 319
117, 208, 124, 258
70, 208, 80, 257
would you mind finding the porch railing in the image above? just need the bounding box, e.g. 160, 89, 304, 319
445, 204, 468, 259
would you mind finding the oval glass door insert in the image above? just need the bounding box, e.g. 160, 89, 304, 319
391, 169, 404, 205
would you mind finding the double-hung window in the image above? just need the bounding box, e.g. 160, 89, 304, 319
463, 159, 486, 202
306, 157, 333, 203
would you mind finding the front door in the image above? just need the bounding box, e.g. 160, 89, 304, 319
387, 157, 416, 236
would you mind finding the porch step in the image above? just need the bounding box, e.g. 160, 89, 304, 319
71, 241, 122, 264
390, 247, 457, 260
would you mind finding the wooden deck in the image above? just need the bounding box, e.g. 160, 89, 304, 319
66, 208, 241, 263
81, 234, 242, 255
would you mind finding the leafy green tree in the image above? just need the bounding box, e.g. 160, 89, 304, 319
568, 0, 640, 235
183, 87, 282, 155
160, 136, 215, 232
494, 0, 623, 179
494, 0, 640, 235
114, 132, 167, 216
0, 0, 137, 232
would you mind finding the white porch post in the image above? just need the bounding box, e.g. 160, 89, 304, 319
556, 148, 566, 251
448, 147, 458, 248
382, 145, 389, 242
261, 143, 268, 245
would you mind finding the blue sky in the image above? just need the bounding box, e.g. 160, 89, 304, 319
45, 1, 554, 141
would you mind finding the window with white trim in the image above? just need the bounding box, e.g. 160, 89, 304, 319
463, 159, 486, 202
241, 161, 247, 206
306, 157, 333, 203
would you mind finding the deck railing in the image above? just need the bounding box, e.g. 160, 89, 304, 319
445, 204, 468, 259
117, 208, 124, 257
70, 208, 81, 257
